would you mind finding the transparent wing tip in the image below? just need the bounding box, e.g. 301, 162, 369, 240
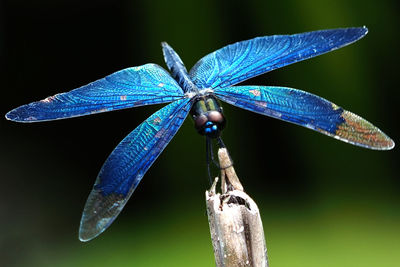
79, 231, 94, 242
375, 135, 395, 150
333, 110, 395, 150
386, 138, 395, 150
78, 226, 103, 242
79, 217, 99, 242
78, 188, 127, 242
79, 212, 112, 242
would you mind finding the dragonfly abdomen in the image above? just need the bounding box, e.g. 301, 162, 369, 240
161, 42, 197, 92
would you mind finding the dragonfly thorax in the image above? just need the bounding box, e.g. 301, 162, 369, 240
190, 96, 226, 138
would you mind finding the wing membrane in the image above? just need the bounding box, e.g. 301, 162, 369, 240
6, 64, 184, 122
79, 98, 192, 241
190, 27, 368, 89
215, 86, 394, 150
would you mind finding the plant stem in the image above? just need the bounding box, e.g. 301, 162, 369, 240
206, 148, 269, 267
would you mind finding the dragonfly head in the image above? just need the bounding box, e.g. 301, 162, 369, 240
195, 111, 226, 138
191, 96, 226, 138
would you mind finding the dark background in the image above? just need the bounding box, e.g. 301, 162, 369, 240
1, 0, 399, 266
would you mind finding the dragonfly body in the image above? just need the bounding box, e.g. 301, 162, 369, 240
163, 41, 226, 138
5, 27, 394, 241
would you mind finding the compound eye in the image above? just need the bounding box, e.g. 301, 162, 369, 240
194, 114, 208, 131
192, 109, 226, 138
207, 111, 224, 125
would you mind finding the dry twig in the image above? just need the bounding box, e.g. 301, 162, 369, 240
206, 148, 268, 267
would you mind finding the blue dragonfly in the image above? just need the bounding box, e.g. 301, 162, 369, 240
6, 27, 394, 242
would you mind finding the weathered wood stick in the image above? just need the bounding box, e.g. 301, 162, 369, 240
206, 148, 269, 267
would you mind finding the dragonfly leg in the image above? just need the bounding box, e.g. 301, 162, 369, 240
205, 137, 213, 185
209, 138, 220, 168
206, 137, 234, 185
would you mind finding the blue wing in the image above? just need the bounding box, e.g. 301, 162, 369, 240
5, 64, 184, 122
190, 27, 368, 89
214, 86, 394, 150
79, 98, 192, 241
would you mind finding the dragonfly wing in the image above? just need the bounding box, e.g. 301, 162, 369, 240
79, 98, 192, 241
6, 64, 184, 122
190, 27, 368, 89
215, 86, 394, 150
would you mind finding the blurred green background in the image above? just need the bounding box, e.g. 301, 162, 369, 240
1, 0, 399, 266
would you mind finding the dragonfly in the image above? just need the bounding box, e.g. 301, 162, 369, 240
6, 27, 394, 242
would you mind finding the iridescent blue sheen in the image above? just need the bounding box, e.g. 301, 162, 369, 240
190, 28, 368, 89
5, 27, 394, 242
96, 98, 191, 196
5, 64, 184, 122
79, 98, 191, 241
214, 86, 345, 135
